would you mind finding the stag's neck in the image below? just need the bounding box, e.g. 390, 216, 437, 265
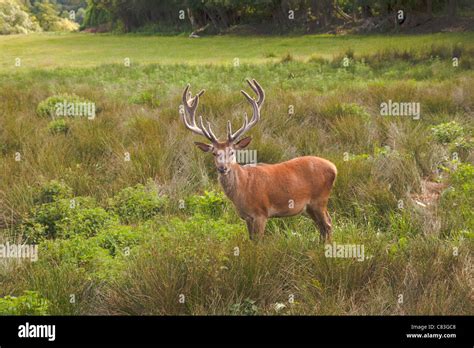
218, 164, 245, 201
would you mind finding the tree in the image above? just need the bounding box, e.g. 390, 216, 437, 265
31, 0, 61, 31
0, 0, 41, 34
448, 0, 457, 18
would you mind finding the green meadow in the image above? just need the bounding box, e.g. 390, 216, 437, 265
1, 32, 473, 69
0, 32, 473, 315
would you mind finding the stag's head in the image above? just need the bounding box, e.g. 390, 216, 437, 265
180, 79, 265, 175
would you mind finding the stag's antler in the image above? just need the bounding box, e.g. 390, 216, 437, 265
227, 79, 265, 142
181, 85, 218, 143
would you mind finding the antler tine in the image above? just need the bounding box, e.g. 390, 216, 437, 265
228, 80, 263, 142
206, 121, 218, 142
181, 85, 218, 143
198, 115, 218, 143
246, 79, 265, 108
227, 120, 233, 140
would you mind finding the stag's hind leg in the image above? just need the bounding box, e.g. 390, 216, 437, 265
307, 202, 332, 243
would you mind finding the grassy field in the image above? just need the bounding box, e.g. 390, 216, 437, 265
0, 32, 473, 315
1, 32, 474, 69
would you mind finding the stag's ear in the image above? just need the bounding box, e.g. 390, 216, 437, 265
194, 142, 213, 152
234, 136, 252, 149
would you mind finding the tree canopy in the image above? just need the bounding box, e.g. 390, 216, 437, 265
80, 0, 473, 34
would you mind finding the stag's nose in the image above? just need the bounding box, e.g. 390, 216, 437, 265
217, 166, 228, 174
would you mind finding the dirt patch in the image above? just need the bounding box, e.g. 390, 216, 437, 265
410, 179, 447, 207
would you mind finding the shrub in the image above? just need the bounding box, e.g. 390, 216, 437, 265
52, 18, 79, 32
36, 94, 95, 119
186, 190, 227, 218
431, 121, 472, 160
58, 206, 117, 238
0, 291, 49, 315
431, 121, 464, 144
38, 235, 110, 271
439, 163, 474, 235
129, 90, 160, 107
322, 102, 370, 120
23, 197, 117, 242
450, 162, 474, 190
229, 298, 259, 315
159, 214, 245, 241
34, 180, 73, 204
96, 225, 143, 257
108, 181, 167, 224
36, 229, 133, 282
48, 118, 70, 135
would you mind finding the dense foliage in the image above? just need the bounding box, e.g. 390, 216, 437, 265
80, 0, 474, 33
0, 0, 84, 34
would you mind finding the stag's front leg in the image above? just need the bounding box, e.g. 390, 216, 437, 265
245, 217, 267, 241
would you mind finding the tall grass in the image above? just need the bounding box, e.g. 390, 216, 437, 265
0, 34, 473, 315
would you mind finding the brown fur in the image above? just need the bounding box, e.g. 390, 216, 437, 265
216, 153, 337, 241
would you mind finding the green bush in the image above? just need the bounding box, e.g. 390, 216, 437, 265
129, 90, 160, 107
96, 225, 143, 257
186, 190, 227, 218
48, 118, 70, 134
322, 102, 371, 120
431, 121, 464, 144
159, 214, 245, 241
229, 298, 259, 315
23, 197, 117, 242
108, 181, 167, 224
37, 234, 125, 282
59, 206, 117, 238
450, 162, 474, 190
440, 163, 474, 235
0, 291, 49, 315
39, 235, 110, 270
34, 180, 73, 204
36, 94, 95, 119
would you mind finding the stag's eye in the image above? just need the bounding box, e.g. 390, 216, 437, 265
229, 150, 235, 156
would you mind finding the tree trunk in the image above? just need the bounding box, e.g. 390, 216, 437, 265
187, 8, 197, 29
362, 5, 372, 19
216, 7, 229, 28
448, 0, 457, 19
426, 0, 433, 17
352, 0, 356, 21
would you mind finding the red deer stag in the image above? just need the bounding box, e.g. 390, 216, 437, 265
180, 79, 337, 242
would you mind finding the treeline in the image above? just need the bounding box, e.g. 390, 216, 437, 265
0, 0, 86, 34
81, 0, 473, 34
